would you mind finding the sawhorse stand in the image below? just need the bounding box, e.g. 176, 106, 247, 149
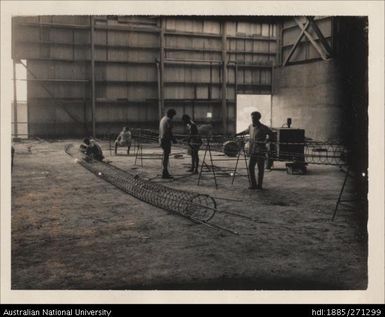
133, 141, 144, 167
197, 138, 249, 189
231, 141, 250, 186
197, 139, 218, 188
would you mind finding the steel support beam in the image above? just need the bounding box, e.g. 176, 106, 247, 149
12, 17, 18, 137
270, 65, 274, 127
234, 62, 238, 95
159, 17, 165, 117
90, 16, 96, 138
13, 60, 18, 137
294, 17, 329, 61
234, 62, 238, 134
221, 21, 228, 133
307, 16, 333, 57
282, 19, 310, 66
276, 22, 283, 65
156, 61, 162, 119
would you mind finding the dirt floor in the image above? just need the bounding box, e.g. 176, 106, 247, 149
11, 139, 368, 290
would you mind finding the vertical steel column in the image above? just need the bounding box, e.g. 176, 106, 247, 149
193, 85, 197, 120
209, 62, 212, 100
270, 65, 274, 128
234, 62, 238, 132
221, 21, 228, 133
12, 60, 18, 137
159, 17, 165, 117
277, 21, 283, 66
156, 61, 162, 119
12, 17, 18, 138
90, 16, 96, 138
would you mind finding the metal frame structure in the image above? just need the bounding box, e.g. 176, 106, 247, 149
281, 16, 333, 66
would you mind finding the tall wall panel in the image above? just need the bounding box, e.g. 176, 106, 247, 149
272, 17, 366, 145
13, 16, 277, 136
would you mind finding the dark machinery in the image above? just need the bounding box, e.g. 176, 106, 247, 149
271, 127, 307, 174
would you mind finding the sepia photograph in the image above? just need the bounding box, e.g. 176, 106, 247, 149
1, 1, 384, 304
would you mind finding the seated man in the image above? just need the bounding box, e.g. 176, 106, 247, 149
81, 137, 104, 161
114, 127, 132, 155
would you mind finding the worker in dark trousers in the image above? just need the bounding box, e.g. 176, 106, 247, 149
159, 109, 177, 179
80, 137, 104, 162
236, 111, 273, 190
182, 114, 202, 174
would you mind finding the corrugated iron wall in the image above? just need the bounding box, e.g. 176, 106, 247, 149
12, 16, 277, 137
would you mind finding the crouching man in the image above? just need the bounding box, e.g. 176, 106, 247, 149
80, 137, 104, 162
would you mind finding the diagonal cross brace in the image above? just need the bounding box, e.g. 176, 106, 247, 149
282, 19, 310, 66
19, 60, 82, 124
283, 16, 333, 66
307, 16, 333, 57
294, 17, 331, 61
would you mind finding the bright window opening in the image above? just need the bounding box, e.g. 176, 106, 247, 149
236, 94, 271, 133
12, 60, 28, 138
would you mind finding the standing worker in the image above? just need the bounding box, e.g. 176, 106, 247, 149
236, 111, 273, 190
182, 114, 202, 174
159, 109, 177, 179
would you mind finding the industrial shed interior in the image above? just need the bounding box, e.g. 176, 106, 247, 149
11, 16, 368, 290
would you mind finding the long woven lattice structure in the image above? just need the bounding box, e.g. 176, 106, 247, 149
129, 129, 348, 166
303, 141, 347, 166
65, 144, 216, 223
